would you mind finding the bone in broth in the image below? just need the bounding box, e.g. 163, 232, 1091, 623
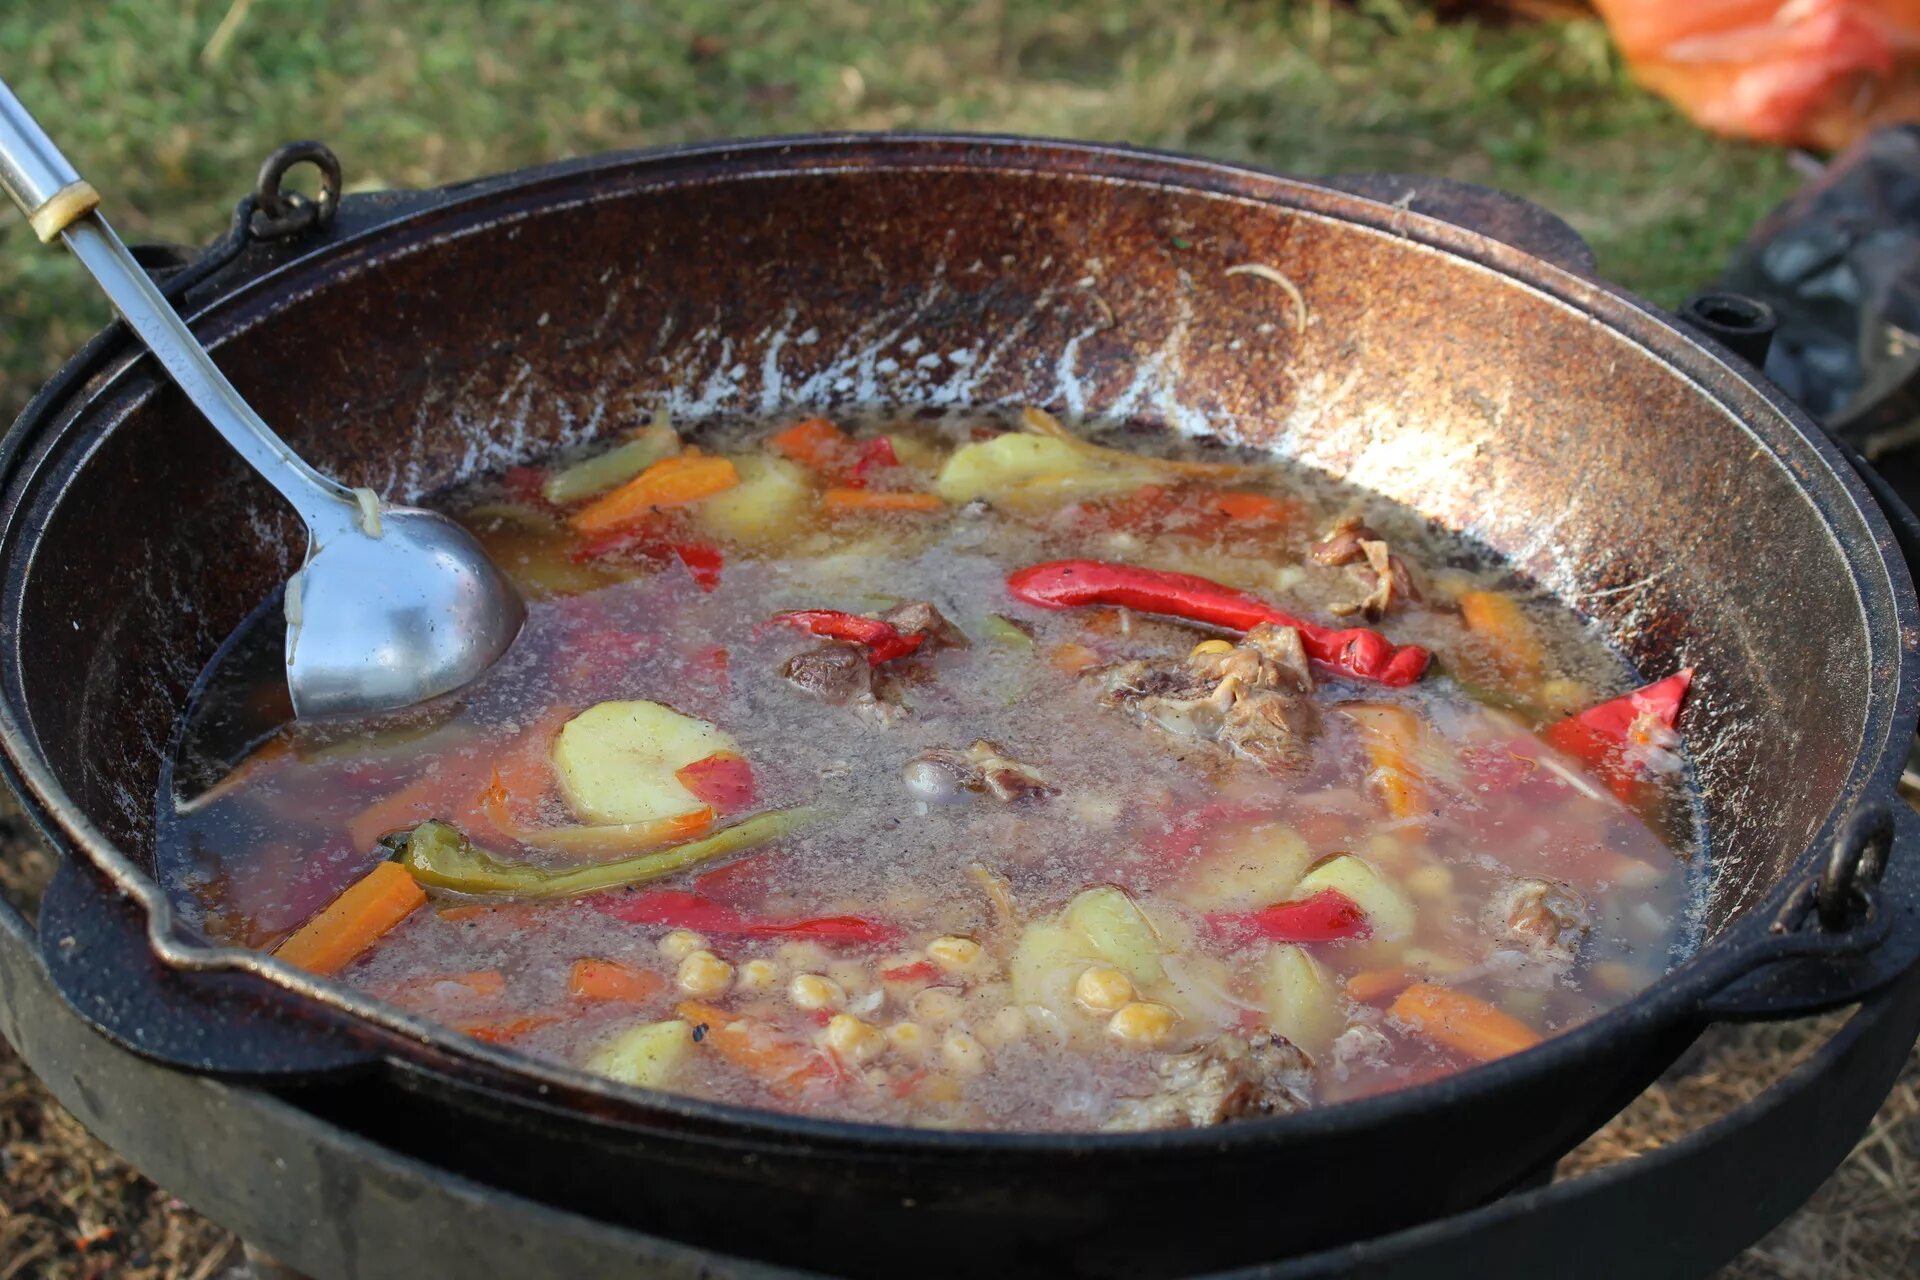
158, 408, 1697, 1131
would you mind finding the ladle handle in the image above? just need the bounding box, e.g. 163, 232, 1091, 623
0, 75, 360, 538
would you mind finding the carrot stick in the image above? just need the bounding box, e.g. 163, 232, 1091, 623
768, 417, 851, 472
1211, 491, 1299, 524
569, 958, 667, 1003
570, 456, 739, 534
821, 487, 945, 514
457, 1013, 564, 1044
1389, 982, 1542, 1062
1458, 591, 1546, 690
273, 862, 426, 976
1339, 704, 1429, 821
346, 769, 476, 851
1345, 966, 1418, 1004
677, 1000, 839, 1097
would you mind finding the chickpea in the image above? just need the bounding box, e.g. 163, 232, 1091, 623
976, 1005, 1029, 1048
1074, 966, 1135, 1014
911, 986, 966, 1027
926, 935, 993, 979
1107, 1001, 1179, 1048
736, 958, 781, 994
941, 1029, 990, 1075
1189, 638, 1234, 657
677, 950, 734, 998
1406, 865, 1454, 901
825, 1014, 887, 1065
886, 1021, 929, 1059
658, 929, 707, 961
789, 973, 846, 1013
827, 959, 874, 997
775, 940, 833, 972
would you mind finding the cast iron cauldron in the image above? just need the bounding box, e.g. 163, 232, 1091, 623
2, 136, 1919, 1278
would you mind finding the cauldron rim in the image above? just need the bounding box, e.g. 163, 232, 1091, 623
1, 132, 1914, 1159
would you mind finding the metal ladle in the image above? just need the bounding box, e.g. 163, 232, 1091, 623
0, 78, 524, 719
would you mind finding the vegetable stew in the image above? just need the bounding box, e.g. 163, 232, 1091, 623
158, 408, 1697, 1132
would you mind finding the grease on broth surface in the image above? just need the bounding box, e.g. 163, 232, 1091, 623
158, 409, 1696, 1132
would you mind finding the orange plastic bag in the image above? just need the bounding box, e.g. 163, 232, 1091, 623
1592, 0, 1920, 148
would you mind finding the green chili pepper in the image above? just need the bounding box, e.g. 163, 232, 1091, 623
399, 807, 819, 899
981, 613, 1036, 650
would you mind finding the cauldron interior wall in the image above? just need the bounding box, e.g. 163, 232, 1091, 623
7, 149, 1888, 936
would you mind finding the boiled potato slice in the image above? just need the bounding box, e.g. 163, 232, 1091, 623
934, 434, 1154, 505
554, 700, 737, 824
1010, 920, 1102, 1021
1063, 885, 1164, 985
693, 455, 810, 545
585, 1018, 693, 1088
1172, 823, 1313, 911
1259, 945, 1343, 1057
1295, 854, 1416, 941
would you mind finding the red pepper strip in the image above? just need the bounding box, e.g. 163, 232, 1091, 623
1542, 670, 1692, 800
1005, 560, 1431, 687
1206, 889, 1371, 943
846, 436, 900, 487
571, 523, 724, 591
771, 609, 926, 665
594, 889, 904, 944
879, 959, 941, 983
671, 543, 725, 592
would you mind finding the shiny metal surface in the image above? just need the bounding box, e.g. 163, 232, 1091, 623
0, 77, 89, 234
0, 83, 522, 717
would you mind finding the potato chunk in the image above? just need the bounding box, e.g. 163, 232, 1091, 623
554, 700, 738, 824
693, 455, 811, 545
585, 1018, 694, 1088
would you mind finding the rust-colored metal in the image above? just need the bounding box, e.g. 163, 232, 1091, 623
0, 136, 1914, 1275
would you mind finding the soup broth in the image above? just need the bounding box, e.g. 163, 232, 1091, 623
158, 409, 1696, 1132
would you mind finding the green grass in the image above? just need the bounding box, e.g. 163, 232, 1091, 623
0, 1, 1800, 421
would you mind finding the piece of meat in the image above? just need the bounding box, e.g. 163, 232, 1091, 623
1486, 876, 1589, 968
1096, 624, 1318, 771
781, 641, 902, 726
901, 741, 1057, 804
1327, 1023, 1392, 1082
879, 600, 970, 651
1312, 515, 1421, 621
1104, 1032, 1313, 1131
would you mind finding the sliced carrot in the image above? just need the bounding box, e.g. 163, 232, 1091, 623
1048, 642, 1101, 675
1345, 966, 1418, 1004
675, 751, 756, 811
1211, 490, 1299, 524
1339, 703, 1429, 822
821, 487, 945, 514
1389, 983, 1543, 1062
345, 765, 483, 851
568, 958, 668, 1003
1458, 591, 1546, 690
677, 1000, 840, 1098
458, 1012, 564, 1044
768, 417, 852, 472
375, 968, 507, 1009
570, 456, 740, 534
273, 861, 426, 976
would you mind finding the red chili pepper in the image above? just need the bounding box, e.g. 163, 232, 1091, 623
771, 609, 926, 665
879, 959, 941, 983
846, 436, 900, 487
671, 543, 725, 591
1206, 889, 1371, 942
1542, 670, 1692, 800
593, 889, 903, 944
1005, 560, 1431, 687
